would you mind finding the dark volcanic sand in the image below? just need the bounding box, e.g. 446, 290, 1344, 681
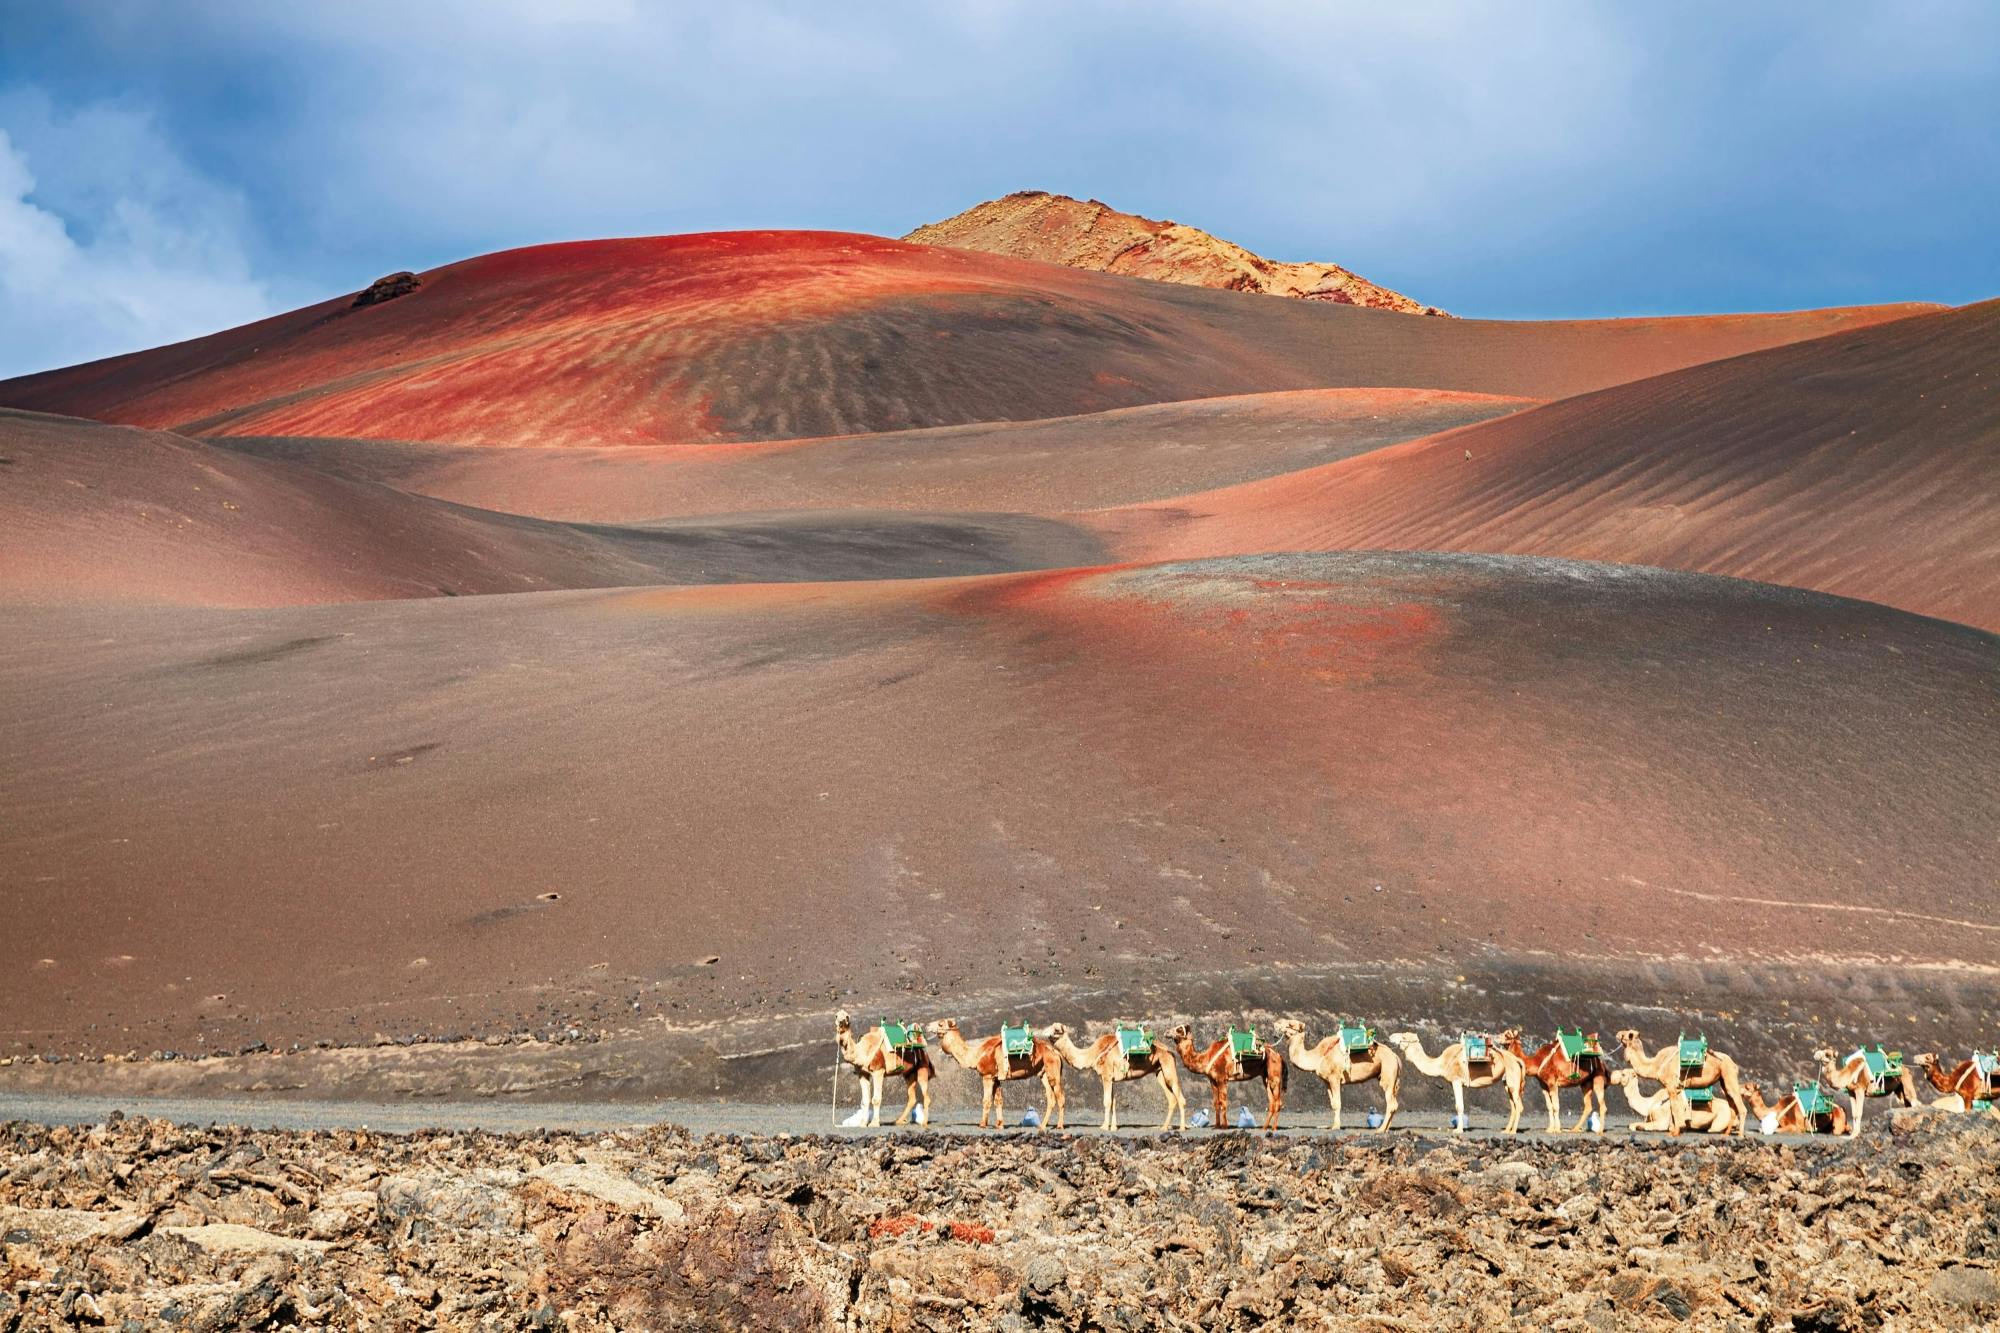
1, 552, 1992, 1092
0, 409, 1104, 606
212, 388, 1536, 524
1098, 298, 2000, 631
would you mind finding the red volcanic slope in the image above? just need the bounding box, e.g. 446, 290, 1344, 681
0, 553, 1992, 1055
1096, 299, 2000, 631
215, 388, 1536, 522
0, 231, 1935, 447
0, 409, 1104, 607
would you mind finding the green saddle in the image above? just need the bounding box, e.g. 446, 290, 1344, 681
880, 1020, 925, 1051
1976, 1051, 2000, 1088
1002, 1024, 1033, 1058
1228, 1027, 1261, 1058
1116, 1025, 1154, 1057
1794, 1081, 1835, 1119
1974, 1099, 1994, 1113
1677, 1033, 1708, 1072
1557, 1028, 1599, 1061
1849, 1045, 1902, 1095
1462, 1033, 1490, 1063
1339, 1023, 1377, 1054
1683, 1085, 1716, 1105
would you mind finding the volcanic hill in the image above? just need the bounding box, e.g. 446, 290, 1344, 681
0, 223, 1991, 1097
907, 190, 1447, 314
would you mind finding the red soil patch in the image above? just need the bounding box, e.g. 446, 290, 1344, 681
1095, 299, 2000, 631
0, 231, 1933, 448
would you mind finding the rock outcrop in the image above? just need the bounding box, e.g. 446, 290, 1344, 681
906, 190, 1446, 314
0, 1111, 1993, 1328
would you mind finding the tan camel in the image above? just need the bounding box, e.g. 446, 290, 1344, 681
1044, 1023, 1186, 1131
833, 1010, 932, 1128
1168, 1024, 1285, 1129
1273, 1019, 1401, 1131
1744, 1081, 1849, 1135
927, 1019, 1065, 1130
1912, 1053, 1997, 1113
1501, 1029, 1610, 1134
1609, 1069, 1734, 1134
1386, 1032, 1526, 1134
1614, 1031, 1748, 1136
1814, 1047, 1918, 1137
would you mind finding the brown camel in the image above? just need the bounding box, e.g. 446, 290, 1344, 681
1501, 1028, 1609, 1134
833, 1010, 932, 1128
1169, 1024, 1285, 1129
927, 1019, 1065, 1130
1274, 1019, 1402, 1131
1912, 1052, 1998, 1113
1744, 1081, 1849, 1136
1614, 1031, 1748, 1136
1044, 1023, 1186, 1131
1609, 1069, 1735, 1134
1386, 1032, 1526, 1133
1814, 1047, 1917, 1137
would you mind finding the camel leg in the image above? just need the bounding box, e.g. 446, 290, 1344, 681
916, 1065, 932, 1127
1102, 1075, 1115, 1132
1265, 1065, 1282, 1130
1505, 1079, 1523, 1135
1047, 1067, 1063, 1131
993, 1077, 1006, 1130
1453, 1081, 1467, 1133
1722, 1066, 1749, 1137
1379, 1071, 1399, 1131
1544, 1085, 1561, 1134
1849, 1090, 1864, 1139
1329, 1077, 1343, 1132
893, 1070, 918, 1126
979, 1077, 996, 1130
868, 1070, 886, 1128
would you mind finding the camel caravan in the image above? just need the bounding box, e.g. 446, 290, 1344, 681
833, 1010, 2000, 1137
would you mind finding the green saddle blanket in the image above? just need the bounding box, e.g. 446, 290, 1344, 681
1339, 1024, 1376, 1053
1557, 1028, 1600, 1061
1849, 1045, 1903, 1094
1116, 1026, 1153, 1057
1002, 1024, 1033, 1058
1228, 1027, 1261, 1058
880, 1020, 925, 1051
1462, 1034, 1490, 1063
1794, 1082, 1835, 1118
1976, 1051, 2000, 1085
1677, 1034, 1708, 1071
1683, 1085, 1716, 1105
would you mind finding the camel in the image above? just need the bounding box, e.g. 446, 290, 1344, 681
1814, 1047, 1918, 1137
1609, 1069, 1735, 1134
1168, 1024, 1285, 1129
1044, 1023, 1187, 1131
833, 1010, 932, 1128
1273, 1018, 1401, 1131
1744, 1081, 1849, 1136
927, 1019, 1065, 1130
1912, 1052, 1999, 1113
1386, 1032, 1526, 1134
1614, 1031, 1748, 1136
1501, 1028, 1610, 1134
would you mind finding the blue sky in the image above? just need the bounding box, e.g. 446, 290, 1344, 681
1, 1, 1995, 377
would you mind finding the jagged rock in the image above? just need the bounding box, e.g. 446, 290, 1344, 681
351, 271, 421, 307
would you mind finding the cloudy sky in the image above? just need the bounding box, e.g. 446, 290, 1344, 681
2, 1, 1995, 377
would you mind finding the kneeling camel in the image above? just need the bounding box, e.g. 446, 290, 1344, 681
1610, 1069, 1735, 1134
1615, 1031, 1748, 1137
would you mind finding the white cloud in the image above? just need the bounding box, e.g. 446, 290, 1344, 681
0, 104, 274, 379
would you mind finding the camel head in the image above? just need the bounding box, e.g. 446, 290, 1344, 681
1610, 1069, 1638, 1087
926, 1019, 959, 1039
1614, 1029, 1642, 1050
1386, 1032, 1419, 1049
1273, 1019, 1305, 1037
1166, 1023, 1193, 1040
1913, 1052, 1940, 1071
1498, 1027, 1522, 1047
834, 1008, 853, 1033
1042, 1022, 1068, 1039
1812, 1047, 1838, 1067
